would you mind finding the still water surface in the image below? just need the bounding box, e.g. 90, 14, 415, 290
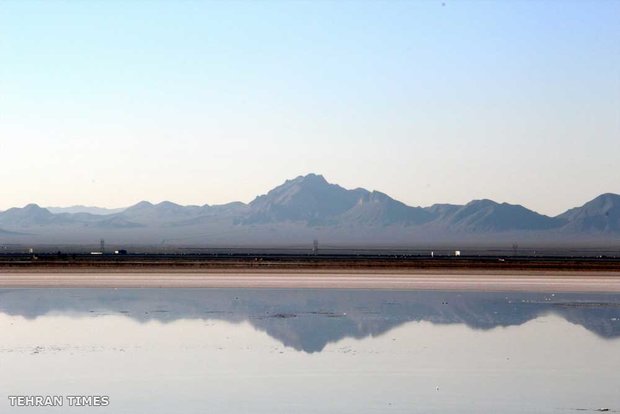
1, 288, 619, 413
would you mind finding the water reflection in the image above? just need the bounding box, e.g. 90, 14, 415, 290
0, 288, 619, 413
0, 288, 619, 352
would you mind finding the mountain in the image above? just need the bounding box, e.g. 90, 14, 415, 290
245, 174, 432, 227
73, 201, 213, 231
558, 193, 620, 233
245, 174, 366, 224
119, 201, 205, 223
0, 204, 66, 227
437, 199, 566, 232
338, 191, 433, 226
424, 203, 462, 219
47, 205, 126, 215
0, 175, 619, 247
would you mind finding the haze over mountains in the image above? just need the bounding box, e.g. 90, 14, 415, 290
1, 174, 619, 248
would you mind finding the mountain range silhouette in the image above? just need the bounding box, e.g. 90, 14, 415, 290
1, 174, 619, 246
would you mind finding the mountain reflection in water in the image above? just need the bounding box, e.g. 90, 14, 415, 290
0, 288, 619, 353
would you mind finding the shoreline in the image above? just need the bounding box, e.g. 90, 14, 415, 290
1, 268, 620, 292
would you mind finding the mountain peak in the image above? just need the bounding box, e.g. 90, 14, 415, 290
558, 193, 620, 232
246, 174, 364, 224
286, 173, 329, 189
155, 201, 182, 209
589, 193, 620, 206
126, 201, 155, 211
0, 203, 56, 226
466, 199, 499, 208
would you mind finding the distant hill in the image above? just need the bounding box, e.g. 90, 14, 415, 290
119, 201, 204, 223
0, 174, 619, 247
47, 205, 126, 215
558, 193, 620, 233
438, 199, 566, 232
0, 204, 65, 227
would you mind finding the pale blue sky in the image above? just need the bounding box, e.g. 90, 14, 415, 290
1, 1, 619, 215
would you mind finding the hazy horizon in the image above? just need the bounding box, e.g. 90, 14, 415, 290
2, 1, 619, 216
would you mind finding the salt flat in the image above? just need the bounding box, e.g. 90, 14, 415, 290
1, 270, 620, 292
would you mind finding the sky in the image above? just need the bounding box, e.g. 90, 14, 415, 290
1, 1, 619, 216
